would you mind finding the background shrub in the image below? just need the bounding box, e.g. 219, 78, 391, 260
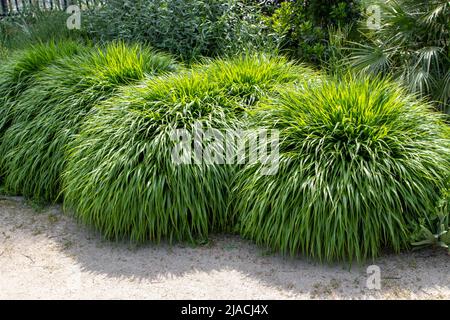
0, 41, 177, 202
349, 0, 450, 113
264, 0, 362, 65
0, 7, 86, 50
234, 75, 450, 262
84, 0, 273, 61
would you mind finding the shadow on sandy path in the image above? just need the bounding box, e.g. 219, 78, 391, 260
1, 196, 449, 299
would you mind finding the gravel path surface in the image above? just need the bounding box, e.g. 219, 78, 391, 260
0, 196, 448, 299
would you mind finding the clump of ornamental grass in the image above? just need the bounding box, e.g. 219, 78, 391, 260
0, 40, 87, 182
62, 70, 243, 243
61, 54, 319, 243
0, 40, 87, 138
0, 41, 178, 202
204, 53, 319, 107
234, 75, 450, 262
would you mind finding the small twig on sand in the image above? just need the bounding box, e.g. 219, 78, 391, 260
21, 254, 34, 264
420, 288, 432, 296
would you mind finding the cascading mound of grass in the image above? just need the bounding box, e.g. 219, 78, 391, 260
61, 54, 318, 243
0, 40, 87, 182
0, 40, 87, 140
234, 75, 450, 262
0, 41, 178, 202
62, 71, 241, 243
204, 54, 319, 107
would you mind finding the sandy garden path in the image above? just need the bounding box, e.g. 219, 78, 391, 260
0, 196, 448, 299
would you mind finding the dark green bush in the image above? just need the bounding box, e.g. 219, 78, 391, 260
0, 41, 178, 202
264, 0, 362, 65
0, 7, 86, 50
234, 75, 450, 262
84, 0, 272, 61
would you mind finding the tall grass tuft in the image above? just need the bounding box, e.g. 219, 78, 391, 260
234, 75, 450, 262
61, 55, 318, 243
0, 41, 178, 202
0, 40, 88, 180
204, 54, 320, 107
0, 40, 87, 135
62, 70, 242, 243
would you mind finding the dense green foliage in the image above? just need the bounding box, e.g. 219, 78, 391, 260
411, 212, 450, 253
62, 54, 316, 243
0, 40, 86, 136
0, 1, 448, 262
234, 75, 450, 262
0, 42, 177, 202
0, 8, 85, 50
350, 0, 450, 113
411, 185, 450, 253
62, 71, 240, 242
84, 0, 271, 61
203, 54, 319, 106
264, 0, 362, 65
0, 40, 88, 182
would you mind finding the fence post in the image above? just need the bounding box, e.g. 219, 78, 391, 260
1, 0, 8, 16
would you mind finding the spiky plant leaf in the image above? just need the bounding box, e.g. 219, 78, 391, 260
349, 0, 450, 113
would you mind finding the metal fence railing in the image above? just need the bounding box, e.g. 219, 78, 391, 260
0, 0, 103, 16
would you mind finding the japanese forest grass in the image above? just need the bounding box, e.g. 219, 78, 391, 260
234, 75, 450, 262
0, 40, 87, 167
62, 54, 317, 243
0, 42, 178, 202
